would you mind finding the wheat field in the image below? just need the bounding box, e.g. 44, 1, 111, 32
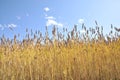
0, 24, 120, 80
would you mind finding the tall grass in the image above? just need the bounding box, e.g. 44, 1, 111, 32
0, 22, 120, 80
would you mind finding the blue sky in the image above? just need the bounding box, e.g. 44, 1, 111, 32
0, 0, 120, 40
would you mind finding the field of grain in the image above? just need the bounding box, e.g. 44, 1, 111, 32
0, 24, 120, 80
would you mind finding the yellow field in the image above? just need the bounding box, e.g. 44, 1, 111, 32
0, 25, 120, 80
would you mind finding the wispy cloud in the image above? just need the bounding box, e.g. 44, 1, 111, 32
46, 19, 57, 26
46, 19, 63, 27
45, 16, 56, 20
46, 16, 63, 27
44, 7, 50, 12
0, 24, 17, 31
78, 19, 84, 24
16, 16, 21, 20
57, 23, 63, 27
43, 7, 63, 27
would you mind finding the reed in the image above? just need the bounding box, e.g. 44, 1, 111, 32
0, 23, 120, 80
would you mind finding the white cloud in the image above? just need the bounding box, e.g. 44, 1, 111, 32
46, 19, 63, 27
44, 7, 50, 12
57, 23, 63, 27
16, 16, 21, 20
46, 19, 57, 26
45, 16, 56, 20
78, 19, 84, 24
44, 7, 63, 27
